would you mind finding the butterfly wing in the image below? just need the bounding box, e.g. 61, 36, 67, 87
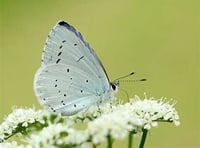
34, 21, 112, 115
42, 21, 109, 83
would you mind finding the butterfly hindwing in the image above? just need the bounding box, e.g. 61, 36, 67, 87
34, 64, 105, 115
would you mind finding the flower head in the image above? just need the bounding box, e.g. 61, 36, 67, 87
0, 107, 48, 141
86, 94, 180, 144
130, 95, 180, 129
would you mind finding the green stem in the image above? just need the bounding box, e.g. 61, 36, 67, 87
107, 135, 113, 148
4, 134, 15, 141
139, 129, 148, 148
92, 144, 97, 148
128, 131, 133, 148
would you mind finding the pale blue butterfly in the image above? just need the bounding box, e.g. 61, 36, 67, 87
34, 21, 118, 115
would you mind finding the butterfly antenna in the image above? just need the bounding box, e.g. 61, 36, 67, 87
119, 78, 147, 83
113, 72, 135, 82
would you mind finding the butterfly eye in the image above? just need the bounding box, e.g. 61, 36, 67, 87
111, 83, 116, 91
110, 82, 119, 92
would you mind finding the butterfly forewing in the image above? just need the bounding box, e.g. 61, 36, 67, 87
42, 21, 109, 84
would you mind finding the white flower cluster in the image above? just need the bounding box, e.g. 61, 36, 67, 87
86, 95, 180, 144
0, 107, 47, 141
0, 95, 180, 147
87, 104, 143, 145
25, 123, 88, 148
130, 95, 180, 129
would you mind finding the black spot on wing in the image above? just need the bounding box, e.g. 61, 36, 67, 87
59, 45, 63, 49
56, 59, 61, 64
58, 52, 62, 56
50, 106, 56, 112
61, 100, 65, 105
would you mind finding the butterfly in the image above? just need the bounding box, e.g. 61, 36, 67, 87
34, 21, 119, 115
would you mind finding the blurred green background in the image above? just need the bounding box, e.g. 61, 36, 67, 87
0, 0, 199, 147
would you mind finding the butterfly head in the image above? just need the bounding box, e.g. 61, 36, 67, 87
110, 81, 119, 93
